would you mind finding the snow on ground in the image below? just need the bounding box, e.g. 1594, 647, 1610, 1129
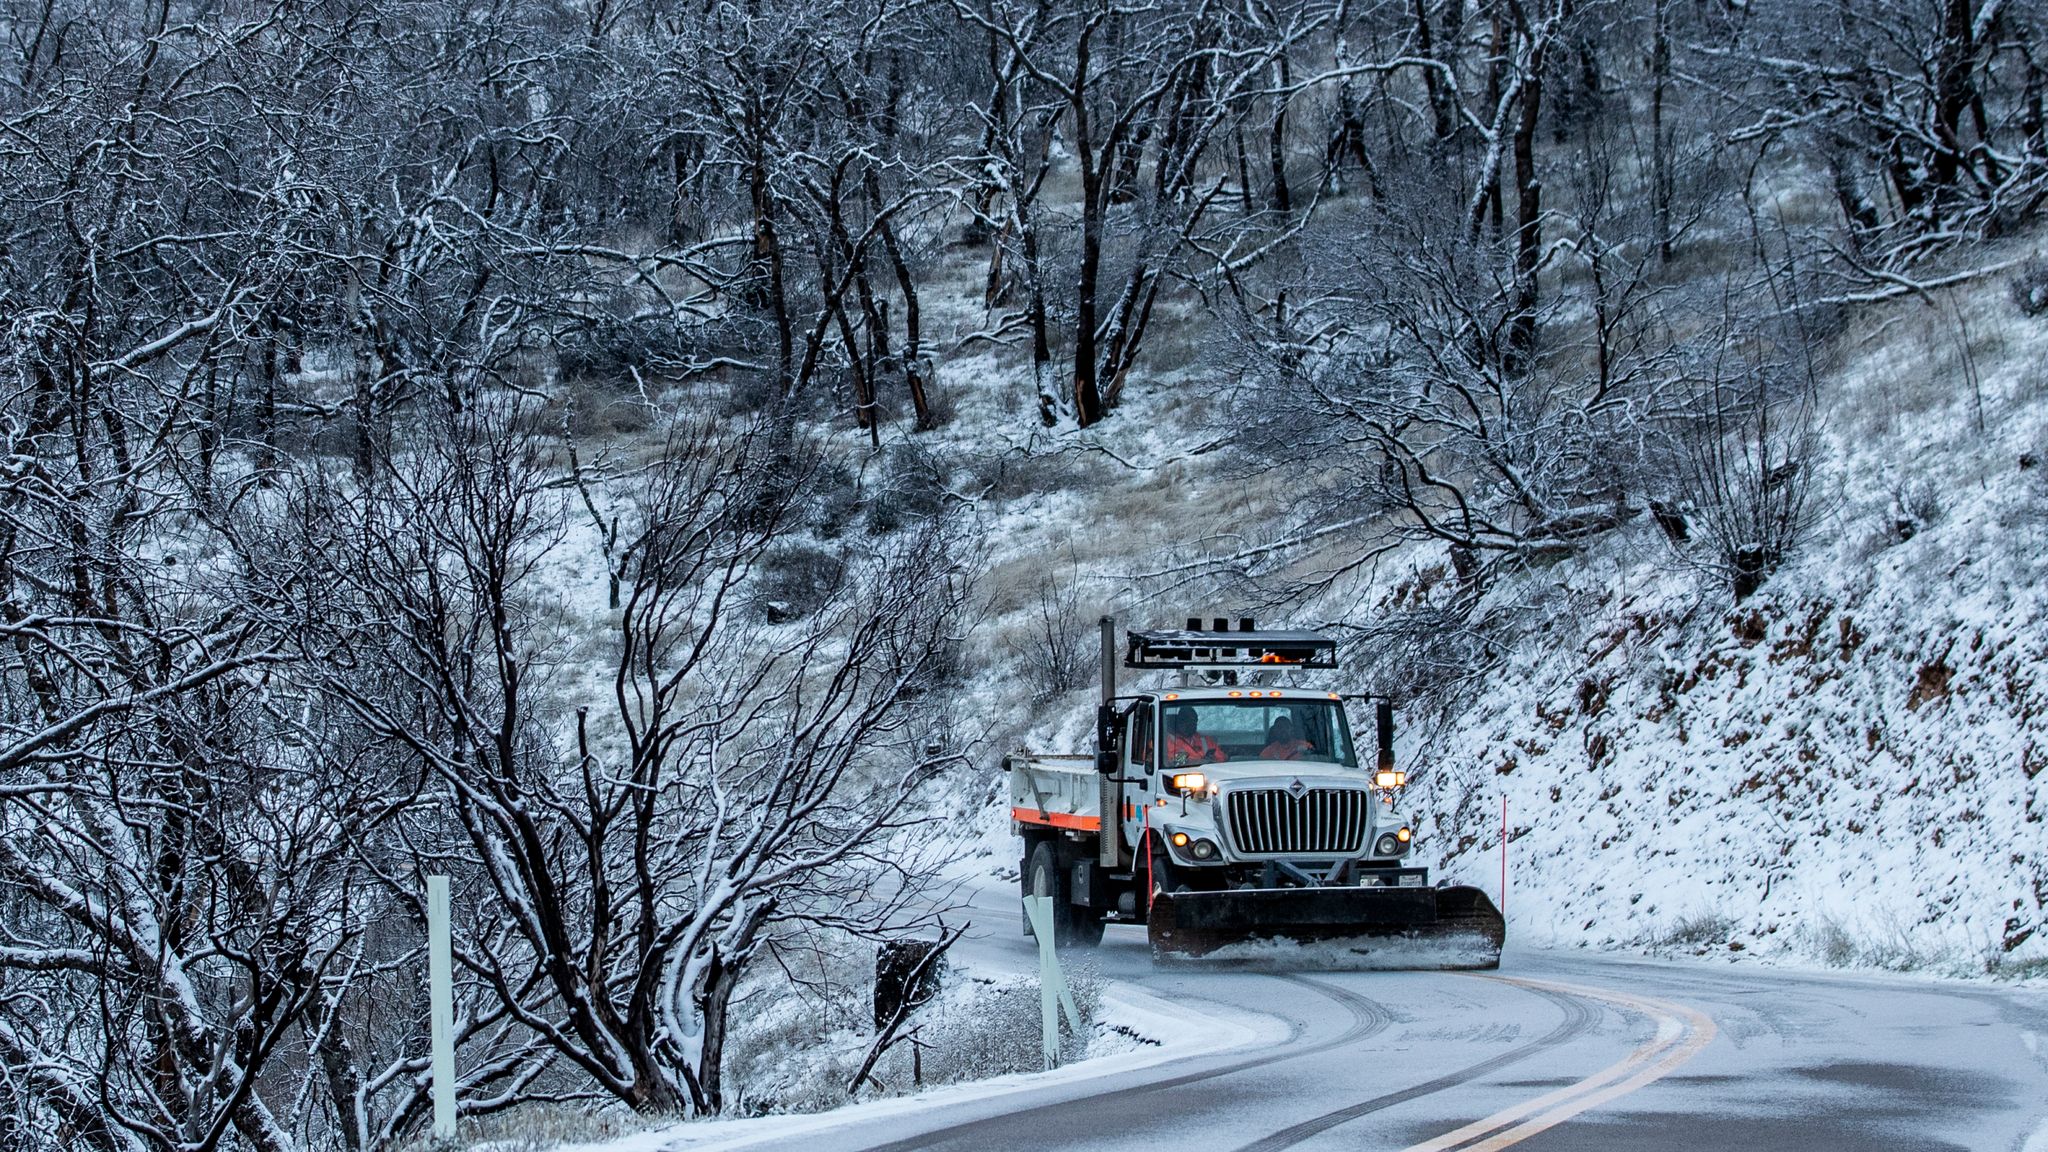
550, 966, 1280, 1152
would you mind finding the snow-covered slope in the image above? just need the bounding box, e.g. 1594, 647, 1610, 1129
1410, 272, 2048, 976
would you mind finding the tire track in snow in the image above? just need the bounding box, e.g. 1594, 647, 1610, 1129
1229, 978, 1602, 1152
1398, 977, 1717, 1152
856, 974, 1392, 1152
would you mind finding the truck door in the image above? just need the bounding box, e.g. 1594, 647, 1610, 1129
1127, 703, 1154, 776
1113, 701, 1154, 865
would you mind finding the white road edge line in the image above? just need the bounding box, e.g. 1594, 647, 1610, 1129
1399, 976, 1718, 1152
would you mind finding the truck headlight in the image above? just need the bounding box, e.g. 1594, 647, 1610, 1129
1374, 770, 1406, 789
1191, 838, 1218, 860
1168, 771, 1208, 796
1373, 832, 1405, 857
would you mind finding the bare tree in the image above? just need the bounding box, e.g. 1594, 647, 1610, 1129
292, 401, 969, 1118
1659, 319, 1826, 603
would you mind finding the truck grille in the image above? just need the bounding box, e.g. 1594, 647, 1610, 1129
1222, 787, 1371, 856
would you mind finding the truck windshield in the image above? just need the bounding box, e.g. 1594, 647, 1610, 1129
1165, 700, 1356, 766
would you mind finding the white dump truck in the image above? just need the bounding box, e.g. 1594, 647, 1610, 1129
1007, 618, 1504, 967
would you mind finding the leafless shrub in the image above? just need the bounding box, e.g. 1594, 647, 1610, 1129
755, 543, 849, 621
865, 443, 950, 534
2011, 258, 2048, 317
1801, 916, 1860, 968
1656, 911, 1738, 949
1889, 476, 1941, 542
1660, 311, 1828, 602
1008, 556, 1092, 698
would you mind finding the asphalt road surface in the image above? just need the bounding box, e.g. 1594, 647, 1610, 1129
666, 875, 2048, 1152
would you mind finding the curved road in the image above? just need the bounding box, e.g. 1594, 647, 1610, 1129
669, 876, 2048, 1152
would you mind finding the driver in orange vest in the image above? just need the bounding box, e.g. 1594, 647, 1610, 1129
1166, 708, 1226, 765
1260, 716, 1314, 760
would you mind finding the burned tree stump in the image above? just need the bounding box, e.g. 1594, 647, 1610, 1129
1732, 545, 1768, 602
873, 939, 946, 1030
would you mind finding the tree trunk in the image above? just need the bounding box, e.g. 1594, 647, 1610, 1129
1832, 149, 1883, 246
870, 174, 934, 430
1019, 207, 1057, 427
1508, 28, 1546, 365
1236, 121, 1257, 214
685, 900, 773, 1116
1412, 0, 1455, 140
1071, 37, 1106, 428
747, 112, 793, 397
1930, 0, 1978, 206
1073, 171, 1105, 427
1484, 11, 1508, 239
1651, 0, 1672, 262
1267, 59, 1291, 212
319, 1026, 366, 1152
256, 317, 279, 480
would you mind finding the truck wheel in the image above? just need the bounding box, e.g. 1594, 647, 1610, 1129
1025, 840, 1101, 947
1020, 844, 1036, 937
1024, 840, 1061, 942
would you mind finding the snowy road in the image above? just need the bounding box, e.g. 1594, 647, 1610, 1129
644, 875, 2048, 1152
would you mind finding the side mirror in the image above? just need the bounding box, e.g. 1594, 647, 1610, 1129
1375, 698, 1396, 774
1096, 705, 1120, 775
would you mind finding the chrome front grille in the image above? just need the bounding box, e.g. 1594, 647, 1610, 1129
1221, 787, 1371, 856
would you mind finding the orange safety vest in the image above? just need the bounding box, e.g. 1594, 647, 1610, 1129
1261, 738, 1312, 761
1167, 733, 1225, 764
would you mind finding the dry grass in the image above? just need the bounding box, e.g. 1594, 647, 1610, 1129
387, 1103, 658, 1152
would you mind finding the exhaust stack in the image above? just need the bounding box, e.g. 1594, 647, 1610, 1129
1099, 616, 1117, 703
1098, 616, 1123, 869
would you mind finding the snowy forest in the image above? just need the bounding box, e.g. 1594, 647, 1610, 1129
3, 0, 2046, 1148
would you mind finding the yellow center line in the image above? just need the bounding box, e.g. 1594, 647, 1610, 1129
1399, 976, 1719, 1152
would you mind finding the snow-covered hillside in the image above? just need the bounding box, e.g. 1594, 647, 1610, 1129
1384, 270, 2048, 977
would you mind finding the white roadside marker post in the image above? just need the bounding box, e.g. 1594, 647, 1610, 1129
426, 875, 456, 1142
1021, 896, 1083, 1070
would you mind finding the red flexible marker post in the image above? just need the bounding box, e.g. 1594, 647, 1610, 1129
1142, 805, 1154, 913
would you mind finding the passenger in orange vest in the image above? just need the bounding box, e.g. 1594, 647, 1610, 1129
1260, 716, 1314, 760
1166, 708, 1226, 765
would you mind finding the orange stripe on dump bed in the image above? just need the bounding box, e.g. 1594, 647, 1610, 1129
1011, 806, 1101, 831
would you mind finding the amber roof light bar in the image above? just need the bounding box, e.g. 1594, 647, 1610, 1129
1124, 622, 1338, 670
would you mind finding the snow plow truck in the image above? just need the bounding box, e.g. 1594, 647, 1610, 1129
1009, 618, 1504, 968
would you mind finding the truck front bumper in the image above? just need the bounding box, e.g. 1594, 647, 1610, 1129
1148, 883, 1505, 968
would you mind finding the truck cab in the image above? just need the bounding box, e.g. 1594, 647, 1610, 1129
1111, 686, 1422, 894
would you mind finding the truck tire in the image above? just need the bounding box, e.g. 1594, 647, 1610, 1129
1025, 840, 1104, 948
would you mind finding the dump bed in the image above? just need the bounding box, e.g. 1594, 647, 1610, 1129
1005, 753, 1102, 833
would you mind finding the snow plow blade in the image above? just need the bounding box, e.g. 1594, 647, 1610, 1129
1148, 884, 1503, 970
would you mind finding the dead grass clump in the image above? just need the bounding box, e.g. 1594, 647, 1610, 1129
1656, 910, 1737, 949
